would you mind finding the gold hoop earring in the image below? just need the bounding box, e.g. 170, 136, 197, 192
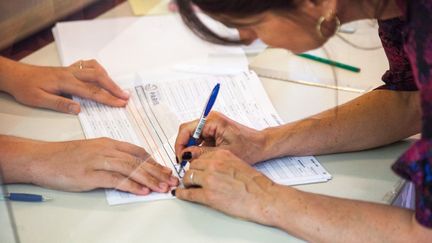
316, 14, 341, 39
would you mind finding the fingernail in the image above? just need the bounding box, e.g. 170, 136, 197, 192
142, 187, 150, 194
175, 157, 179, 164
171, 189, 176, 196
68, 104, 80, 114
182, 152, 192, 160
122, 90, 130, 98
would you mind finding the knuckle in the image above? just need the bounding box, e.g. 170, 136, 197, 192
110, 174, 122, 185
210, 111, 222, 120
88, 59, 98, 65
218, 149, 232, 157
147, 177, 158, 187
28, 93, 44, 106
211, 160, 224, 171
92, 67, 105, 77
56, 68, 70, 79
205, 174, 217, 186
179, 123, 187, 131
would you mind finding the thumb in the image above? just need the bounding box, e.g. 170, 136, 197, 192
40, 92, 81, 114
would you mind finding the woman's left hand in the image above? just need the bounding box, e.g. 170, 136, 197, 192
0, 58, 129, 114
174, 149, 280, 226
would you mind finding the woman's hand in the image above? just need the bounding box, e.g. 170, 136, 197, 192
174, 149, 280, 226
175, 111, 269, 165
0, 57, 129, 114
0, 136, 179, 195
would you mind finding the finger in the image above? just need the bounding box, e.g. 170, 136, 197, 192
183, 169, 205, 188
180, 146, 217, 161
175, 112, 228, 161
114, 141, 151, 160
174, 187, 207, 204
111, 142, 178, 186
36, 91, 81, 114
175, 120, 199, 159
59, 78, 127, 107
141, 160, 179, 187
78, 59, 106, 71
188, 158, 212, 171
100, 156, 171, 193
72, 66, 129, 100
93, 171, 151, 195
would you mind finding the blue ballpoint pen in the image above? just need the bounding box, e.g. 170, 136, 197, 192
179, 83, 220, 172
3, 193, 52, 202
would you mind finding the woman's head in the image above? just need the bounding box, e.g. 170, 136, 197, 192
175, 0, 390, 53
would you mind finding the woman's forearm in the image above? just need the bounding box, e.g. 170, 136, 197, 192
0, 135, 38, 184
262, 90, 421, 159
266, 186, 429, 242
0, 56, 24, 93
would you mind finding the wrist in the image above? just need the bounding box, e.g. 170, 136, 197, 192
260, 126, 285, 161
0, 56, 13, 93
262, 184, 299, 229
0, 57, 27, 94
0, 135, 44, 184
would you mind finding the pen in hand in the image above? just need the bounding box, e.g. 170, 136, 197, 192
3, 193, 52, 202
179, 83, 221, 173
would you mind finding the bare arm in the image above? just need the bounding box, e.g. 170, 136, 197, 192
0, 135, 178, 194
175, 89, 421, 164
175, 150, 432, 243
263, 89, 421, 159
268, 186, 431, 242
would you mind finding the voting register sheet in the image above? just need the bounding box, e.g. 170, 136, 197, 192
75, 71, 331, 205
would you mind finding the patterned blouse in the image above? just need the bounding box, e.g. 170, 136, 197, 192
378, 0, 432, 227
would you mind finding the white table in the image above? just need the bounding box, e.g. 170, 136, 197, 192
0, 2, 409, 242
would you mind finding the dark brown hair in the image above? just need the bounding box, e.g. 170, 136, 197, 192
176, 0, 301, 45
176, 0, 390, 45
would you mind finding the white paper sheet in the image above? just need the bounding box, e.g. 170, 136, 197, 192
97, 14, 248, 76
53, 15, 263, 75
75, 71, 331, 205
53, 17, 138, 66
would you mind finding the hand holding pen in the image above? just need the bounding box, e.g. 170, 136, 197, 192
178, 83, 220, 173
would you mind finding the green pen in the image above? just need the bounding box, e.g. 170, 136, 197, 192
296, 53, 361, 73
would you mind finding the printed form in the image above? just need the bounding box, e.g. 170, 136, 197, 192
75, 71, 331, 205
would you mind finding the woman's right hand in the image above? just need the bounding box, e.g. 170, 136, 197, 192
1, 136, 179, 195
175, 111, 269, 165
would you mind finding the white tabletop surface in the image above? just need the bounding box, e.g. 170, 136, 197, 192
0, 2, 410, 242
